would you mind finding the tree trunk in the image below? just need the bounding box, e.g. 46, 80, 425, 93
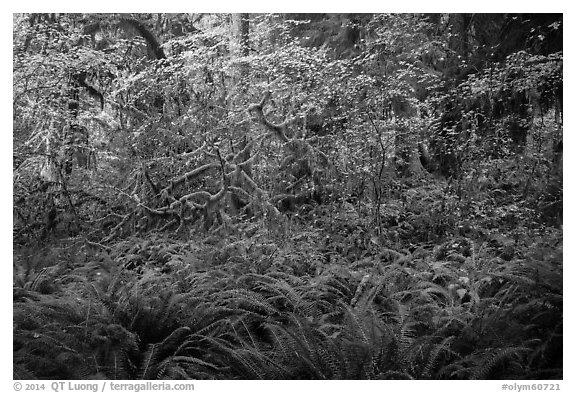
232, 13, 250, 88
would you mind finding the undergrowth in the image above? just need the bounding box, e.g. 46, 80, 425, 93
13, 180, 562, 380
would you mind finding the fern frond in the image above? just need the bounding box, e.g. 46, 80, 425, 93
157, 327, 192, 357
472, 347, 531, 379
202, 335, 286, 379
217, 288, 278, 316
421, 335, 457, 378
376, 370, 415, 379
138, 343, 157, 380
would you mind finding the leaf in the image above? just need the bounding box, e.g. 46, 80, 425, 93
456, 288, 467, 299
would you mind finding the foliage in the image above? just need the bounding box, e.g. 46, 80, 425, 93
14, 13, 562, 380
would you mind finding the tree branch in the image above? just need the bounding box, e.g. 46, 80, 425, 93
247, 91, 292, 142
120, 18, 167, 60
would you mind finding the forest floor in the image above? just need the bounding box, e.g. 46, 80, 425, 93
13, 175, 562, 380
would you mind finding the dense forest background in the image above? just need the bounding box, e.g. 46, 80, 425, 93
13, 13, 562, 380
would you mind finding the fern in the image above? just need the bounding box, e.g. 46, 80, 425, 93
201, 335, 287, 379
138, 327, 194, 379
421, 336, 457, 378
217, 288, 279, 316
471, 347, 531, 379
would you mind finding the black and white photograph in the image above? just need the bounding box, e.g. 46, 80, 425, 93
12, 11, 563, 385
